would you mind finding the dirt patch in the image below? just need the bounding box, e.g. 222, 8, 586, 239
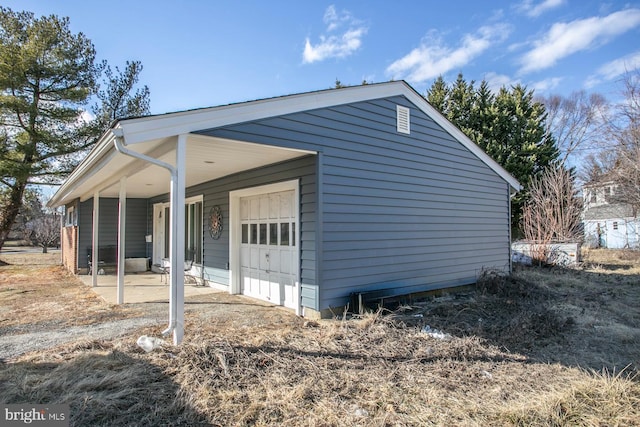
0, 318, 160, 360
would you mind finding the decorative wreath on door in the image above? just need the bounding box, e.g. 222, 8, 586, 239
208, 206, 223, 239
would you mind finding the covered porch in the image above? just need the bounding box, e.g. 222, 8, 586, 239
79, 272, 221, 304
50, 102, 316, 345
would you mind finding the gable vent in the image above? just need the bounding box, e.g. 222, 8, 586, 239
396, 105, 410, 134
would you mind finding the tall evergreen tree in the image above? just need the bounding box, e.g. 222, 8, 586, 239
491, 85, 559, 233
425, 75, 559, 235
0, 8, 99, 249
448, 73, 476, 136
467, 80, 495, 146
0, 8, 150, 250
426, 75, 451, 116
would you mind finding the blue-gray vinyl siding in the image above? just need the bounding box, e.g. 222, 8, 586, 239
197, 95, 511, 311
148, 155, 318, 309
77, 198, 148, 268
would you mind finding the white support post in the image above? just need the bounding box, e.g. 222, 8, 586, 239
170, 134, 187, 345
112, 128, 184, 343
117, 177, 127, 304
92, 192, 99, 287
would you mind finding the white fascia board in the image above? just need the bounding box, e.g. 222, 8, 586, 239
47, 132, 117, 207
54, 84, 397, 207
118, 82, 412, 145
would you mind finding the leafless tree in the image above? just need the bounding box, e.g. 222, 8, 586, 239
27, 212, 61, 253
583, 69, 640, 216
608, 70, 640, 215
520, 167, 583, 262
580, 149, 618, 184
539, 90, 608, 166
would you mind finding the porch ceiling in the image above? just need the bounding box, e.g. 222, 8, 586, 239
67, 134, 314, 202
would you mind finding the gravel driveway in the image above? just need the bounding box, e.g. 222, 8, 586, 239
0, 249, 292, 361
0, 291, 286, 361
0, 317, 161, 361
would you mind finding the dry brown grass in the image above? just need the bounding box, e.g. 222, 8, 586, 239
0, 253, 140, 329
0, 249, 639, 426
0, 340, 208, 426
0, 250, 62, 266
2, 315, 638, 426
582, 248, 640, 275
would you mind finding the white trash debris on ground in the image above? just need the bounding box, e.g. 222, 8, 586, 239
136, 335, 165, 352
421, 325, 451, 340
351, 405, 369, 417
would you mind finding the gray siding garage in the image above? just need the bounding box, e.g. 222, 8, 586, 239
51, 81, 520, 321
147, 155, 318, 309
199, 95, 512, 311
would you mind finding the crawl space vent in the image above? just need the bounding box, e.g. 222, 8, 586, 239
396, 105, 410, 134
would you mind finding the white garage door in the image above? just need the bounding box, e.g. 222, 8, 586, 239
239, 190, 297, 308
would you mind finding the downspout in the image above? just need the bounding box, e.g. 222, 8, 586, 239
111, 128, 178, 338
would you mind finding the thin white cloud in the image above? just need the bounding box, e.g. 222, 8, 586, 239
324, 5, 339, 31
302, 5, 368, 64
531, 76, 563, 92
324, 5, 354, 32
518, 0, 565, 18
483, 72, 561, 94
483, 72, 520, 92
585, 51, 640, 87
519, 9, 640, 74
386, 24, 511, 84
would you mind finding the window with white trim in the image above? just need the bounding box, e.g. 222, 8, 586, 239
158, 197, 203, 264
185, 199, 203, 264
65, 206, 76, 226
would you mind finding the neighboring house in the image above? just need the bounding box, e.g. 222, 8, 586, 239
48, 81, 520, 342
582, 181, 639, 249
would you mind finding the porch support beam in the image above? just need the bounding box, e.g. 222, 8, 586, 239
169, 134, 186, 345
117, 177, 127, 304
112, 128, 186, 346
91, 191, 99, 287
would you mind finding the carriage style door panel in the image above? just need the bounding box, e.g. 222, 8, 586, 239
239, 190, 297, 308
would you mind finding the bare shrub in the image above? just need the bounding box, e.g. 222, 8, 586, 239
521, 167, 583, 263
476, 268, 508, 295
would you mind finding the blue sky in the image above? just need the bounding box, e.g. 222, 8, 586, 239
5, 0, 640, 115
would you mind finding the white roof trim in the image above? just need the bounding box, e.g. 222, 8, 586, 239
117, 83, 420, 144
49, 81, 520, 207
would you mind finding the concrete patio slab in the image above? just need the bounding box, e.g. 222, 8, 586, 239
78, 272, 222, 304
